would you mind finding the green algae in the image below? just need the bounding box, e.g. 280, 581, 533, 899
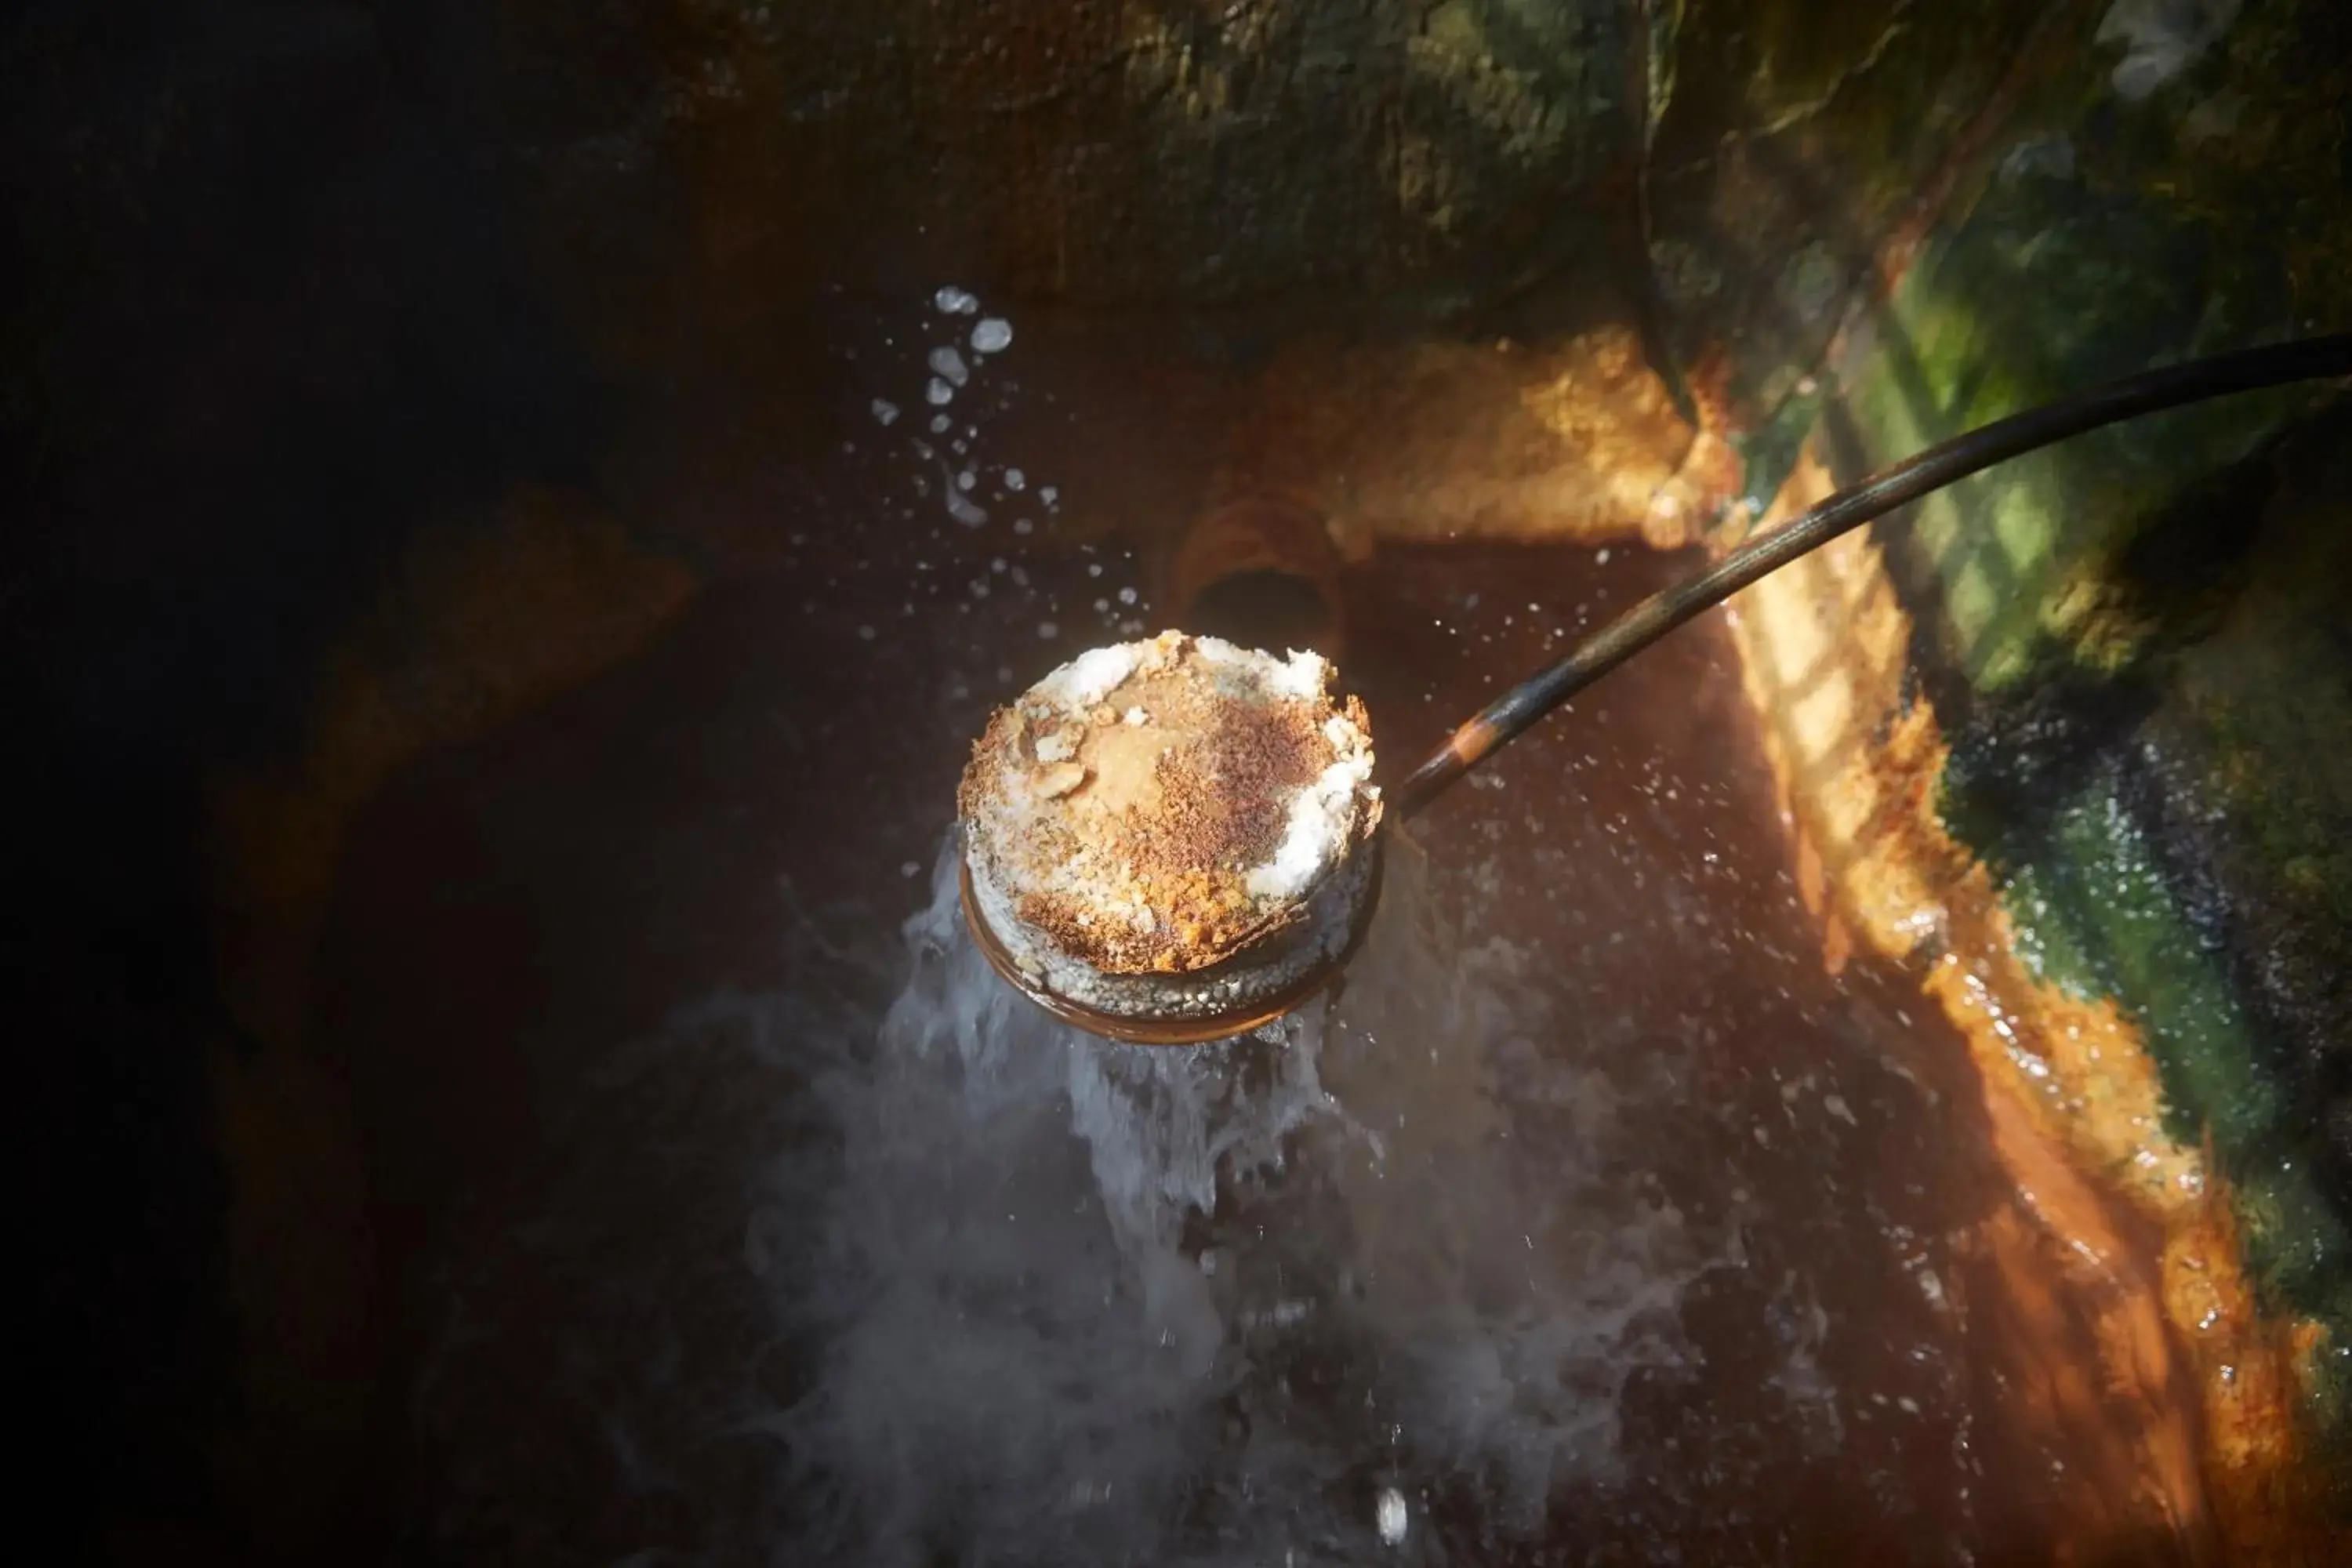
1946, 734, 2352, 1429
1658, 0, 2352, 1461
1933, 415, 2352, 1454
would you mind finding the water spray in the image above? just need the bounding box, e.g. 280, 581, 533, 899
961, 336, 2352, 1043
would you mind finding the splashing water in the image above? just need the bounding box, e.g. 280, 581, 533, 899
416, 833, 1745, 1564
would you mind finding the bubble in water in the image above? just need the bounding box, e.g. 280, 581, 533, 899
1377, 1488, 1408, 1545
1037, 621, 1058, 639
971, 318, 1014, 354
1005, 468, 1026, 492
870, 397, 901, 426
927, 378, 955, 407
935, 285, 979, 314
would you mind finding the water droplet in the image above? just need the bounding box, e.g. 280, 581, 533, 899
928, 346, 970, 387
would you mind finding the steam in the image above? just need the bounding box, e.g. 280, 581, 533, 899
415, 835, 1741, 1563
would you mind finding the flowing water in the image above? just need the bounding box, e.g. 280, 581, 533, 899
409, 819, 1999, 1565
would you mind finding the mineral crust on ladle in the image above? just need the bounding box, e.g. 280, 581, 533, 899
956, 630, 1383, 1037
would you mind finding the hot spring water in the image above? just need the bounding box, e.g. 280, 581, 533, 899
411, 829, 1819, 1564
397, 285, 2085, 1566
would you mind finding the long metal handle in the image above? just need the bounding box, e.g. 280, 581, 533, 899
1390, 335, 2352, 820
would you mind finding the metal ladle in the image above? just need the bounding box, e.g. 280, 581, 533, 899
963, 336, 2352, 1044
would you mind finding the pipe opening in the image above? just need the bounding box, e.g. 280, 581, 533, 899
1181, 568, 1338, 655
1166, 495, 1348, 659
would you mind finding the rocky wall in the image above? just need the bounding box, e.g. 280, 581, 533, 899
1647, 0, 2352, 1512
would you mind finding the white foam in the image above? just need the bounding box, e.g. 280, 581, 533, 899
1245, 751, 1374, 900
1188, 636, 1328, 699
1032, 644, 1138, 711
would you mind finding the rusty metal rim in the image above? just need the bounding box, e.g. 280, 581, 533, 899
958, 834, 1385, 1046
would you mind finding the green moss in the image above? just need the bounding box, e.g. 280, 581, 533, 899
1656, 0, 2352, 654
1836, 144, 2316, 691
1922, 397, 2352, 1477
2180, 616, 2352, 962
1977, 768, 2278, 1143
1682, 0, 2352, 1484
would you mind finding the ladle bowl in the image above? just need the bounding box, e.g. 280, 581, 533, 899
958, 833, 1383, 1045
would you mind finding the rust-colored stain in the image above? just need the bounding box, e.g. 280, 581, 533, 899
1723, 446, 2329, 1561
1226, 325, 1710, 557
